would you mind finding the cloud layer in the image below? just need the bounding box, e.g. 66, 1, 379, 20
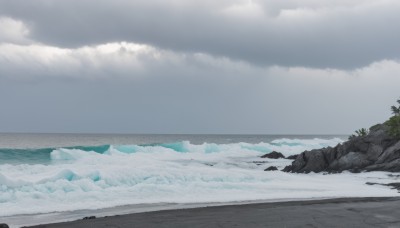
0, 1, 399, 134
1, 0, 400, 68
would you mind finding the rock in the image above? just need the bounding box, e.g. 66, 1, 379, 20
297, 150, 329, 173
365, 158, 400, 172
264, 166, 278, 171
365, 182, 400, 192
252, 161, 268, 164
348, 168, 363, 173
83, 216, 96, 220
366, 144, 384, 161
0, 224, 9, 228
328, 152, 372, 172
283, 123, 400, 173
386, 182, 400, 192
286, 154, 298, 160
375, 141, 400, 164
261, 151, 285, 159
282, 165, 292, 172
322, 147, 338, 164
286, 153, 306, 172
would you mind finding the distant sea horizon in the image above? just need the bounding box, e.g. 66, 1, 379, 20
0, 132, 348, 149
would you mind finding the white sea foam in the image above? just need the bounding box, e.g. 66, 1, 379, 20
0, 138, 399, 217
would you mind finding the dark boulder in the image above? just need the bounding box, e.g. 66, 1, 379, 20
386, 182, 400, 192
288, 150, 329, 173
286, 154, 298, 160
284, 123, 400, 173
261, 151, 285, 159
365, 182, 400, 192
0, 224, 9, 228
364, 158, 400, 172
375, 141, 400, 164
365, 144, 384, 161
83, 216, 96, 220
264, 166, 278, 171
328, 152, 373, 172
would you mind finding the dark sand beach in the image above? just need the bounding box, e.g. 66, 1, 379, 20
26, 197, 400, 228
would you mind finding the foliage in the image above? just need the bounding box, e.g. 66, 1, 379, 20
355, 128, 369, 136
349, 98, 400, 140
386, 98, 400, 138
391, 98, 400, 116
387, 115, 400, 138
348, 128, 369, 140
391, 106, 400, 116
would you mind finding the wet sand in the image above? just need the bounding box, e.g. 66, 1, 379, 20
26, 197, 400, 228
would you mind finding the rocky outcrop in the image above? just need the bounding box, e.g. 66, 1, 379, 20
283, 124, 400, 173
261, 151, 285, 159
264, 166, 278, 171
0, 224, 9, 228
286, 154, 298, 160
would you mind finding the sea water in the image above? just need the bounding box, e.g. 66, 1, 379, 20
0, 133, 399, 226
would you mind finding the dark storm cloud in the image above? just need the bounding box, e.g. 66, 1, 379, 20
1, 0, 400, 69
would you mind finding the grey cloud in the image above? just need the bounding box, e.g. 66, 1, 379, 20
1, 1, 400, 134
1, 0, 400, 69
0, 40, 399, 134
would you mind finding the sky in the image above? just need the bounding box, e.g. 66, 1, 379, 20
0, 0, 400, 134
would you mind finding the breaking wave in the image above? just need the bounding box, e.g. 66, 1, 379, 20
0, 138, 398, 217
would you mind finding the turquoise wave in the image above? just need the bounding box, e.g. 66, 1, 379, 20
0, 145, 111, 164
0, 138, 343, 165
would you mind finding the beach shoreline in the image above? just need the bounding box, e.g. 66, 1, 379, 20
19, 197, 400, 228
0, 197, 350, 227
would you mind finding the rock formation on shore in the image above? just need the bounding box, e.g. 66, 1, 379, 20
283, 124, 400, 173
264, 166, 278, 171
261, 151, 285, 159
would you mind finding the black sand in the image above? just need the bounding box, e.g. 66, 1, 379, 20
26, 197, 400, 228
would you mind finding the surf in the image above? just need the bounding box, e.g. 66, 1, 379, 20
0, 138, 398, 217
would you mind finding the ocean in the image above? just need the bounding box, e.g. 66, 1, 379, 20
1, 133, 399, 227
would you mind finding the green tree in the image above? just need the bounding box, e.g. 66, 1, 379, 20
387, 115, 400, 138
387, 98, 400, 138
391, 99, 400, 115
355, 128, 369, 136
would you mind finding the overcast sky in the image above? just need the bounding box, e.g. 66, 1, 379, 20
0, 0, 399, 134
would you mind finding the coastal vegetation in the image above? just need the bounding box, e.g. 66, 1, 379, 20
387, 98, 400, 138
349, 128, 369, 140
349, 98, 400, 140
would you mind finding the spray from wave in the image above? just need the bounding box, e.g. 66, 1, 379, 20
0, 138, 398, 217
